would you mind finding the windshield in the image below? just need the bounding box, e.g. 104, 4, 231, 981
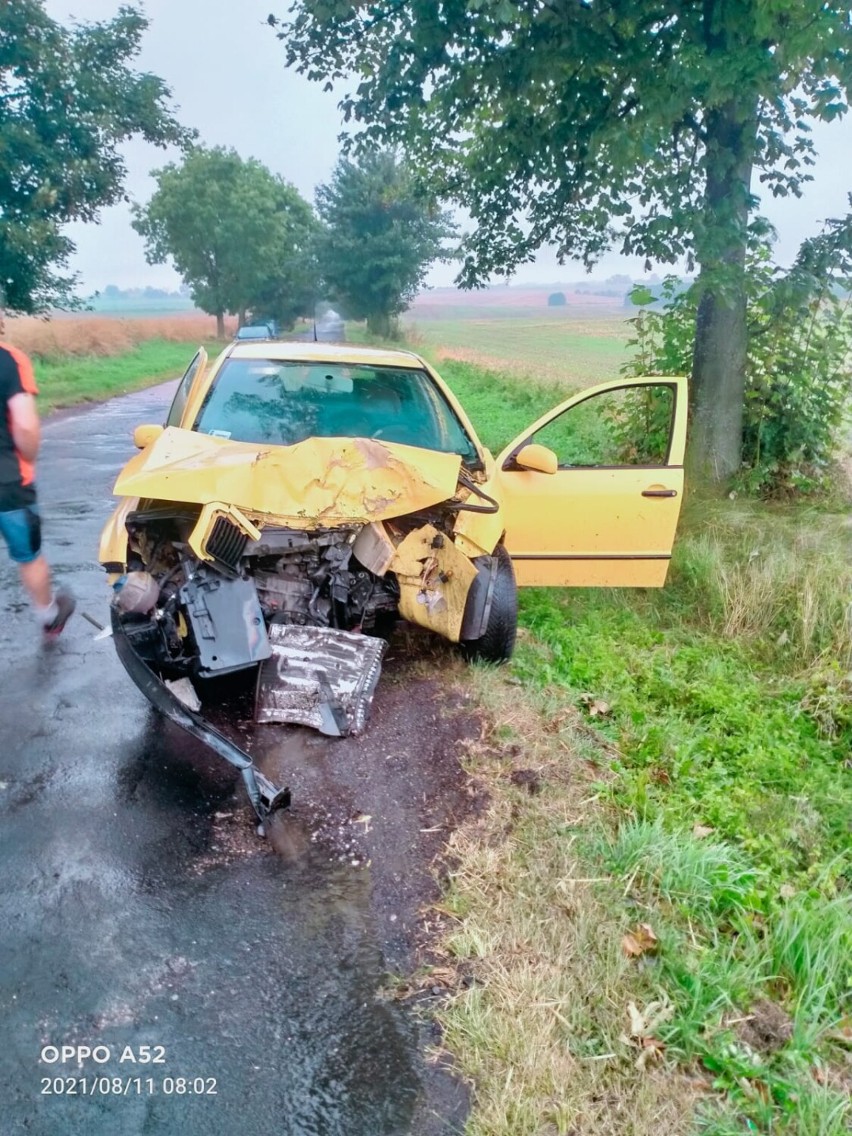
193, 359, 481, 465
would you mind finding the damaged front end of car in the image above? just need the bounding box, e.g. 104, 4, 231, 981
101, 430, 504, 825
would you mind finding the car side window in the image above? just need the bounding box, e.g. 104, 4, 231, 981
165, 351, 203, 427
532, 383, 677, 467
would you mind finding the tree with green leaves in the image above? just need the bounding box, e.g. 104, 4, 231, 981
132, 147, 318, 337
315, 151, 455, 336
626, 213, 852, 495
277, 1, 852, 483
0, 0, 191, 313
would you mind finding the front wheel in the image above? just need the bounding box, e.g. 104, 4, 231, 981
461, 544, 518, 663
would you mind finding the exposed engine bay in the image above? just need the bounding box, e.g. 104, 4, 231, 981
111, 497, 498, 739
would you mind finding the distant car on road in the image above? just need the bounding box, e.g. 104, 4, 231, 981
234, 323, 276, 341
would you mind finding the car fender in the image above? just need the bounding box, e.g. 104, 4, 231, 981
98, 496, 139, 572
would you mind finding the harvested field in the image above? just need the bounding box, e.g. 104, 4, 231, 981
3, 313, 234, 360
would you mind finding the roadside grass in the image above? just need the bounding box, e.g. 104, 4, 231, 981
32, 339, 223, 416
404, 653, 704, 1135
417, 357, 852, 1134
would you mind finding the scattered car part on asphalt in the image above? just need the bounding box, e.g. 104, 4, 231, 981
256, 624, 386, 735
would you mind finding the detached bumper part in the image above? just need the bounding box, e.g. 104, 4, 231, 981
111, 609, 290, 828
255, 625, 387, 736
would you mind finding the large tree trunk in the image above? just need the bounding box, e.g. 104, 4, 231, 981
689, 100, 757, 485
691, 278, 747, 483
216, 311, 225, 338
366, 311, 391, 337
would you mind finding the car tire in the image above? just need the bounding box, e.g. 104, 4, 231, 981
461, 543, 518, 663
367, 610, 398, 643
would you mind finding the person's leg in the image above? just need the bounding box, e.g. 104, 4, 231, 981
18, 552, 52, 607
0, 504, 75, 634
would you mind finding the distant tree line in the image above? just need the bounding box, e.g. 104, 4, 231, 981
100, 285, 190, 301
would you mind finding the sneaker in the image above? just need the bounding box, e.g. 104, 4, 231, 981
43, 588, 76, 638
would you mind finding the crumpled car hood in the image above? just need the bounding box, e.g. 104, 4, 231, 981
113, 428, 463, 525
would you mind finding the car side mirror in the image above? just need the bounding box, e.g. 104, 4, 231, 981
133, 424, 164, 449
514, 443, 558, 475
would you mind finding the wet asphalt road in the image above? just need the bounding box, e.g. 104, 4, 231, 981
0, 382, 466, 1136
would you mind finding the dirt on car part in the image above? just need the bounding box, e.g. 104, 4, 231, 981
195, 633, 488, 1133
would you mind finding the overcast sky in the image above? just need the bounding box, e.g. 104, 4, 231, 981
47, 0, 852, 294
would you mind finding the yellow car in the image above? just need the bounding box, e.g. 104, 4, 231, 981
99, 341, 685, 823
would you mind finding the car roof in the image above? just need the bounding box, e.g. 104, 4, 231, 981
226, 341, 426, 369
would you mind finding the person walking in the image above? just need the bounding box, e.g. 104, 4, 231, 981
0, 318, 75, 637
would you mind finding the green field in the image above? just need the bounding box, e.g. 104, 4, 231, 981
85, 295, 197, 316
406, 308, 633, 387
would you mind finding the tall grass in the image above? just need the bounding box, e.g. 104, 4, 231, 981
770, 894, 852, 1023
601, 818, 758, 920
34, 339, 223, 415
673, 507, 852, 668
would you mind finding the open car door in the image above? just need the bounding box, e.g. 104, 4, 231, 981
495, 375, 687, 587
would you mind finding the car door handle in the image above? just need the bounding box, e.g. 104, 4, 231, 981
641, 487, 678, 498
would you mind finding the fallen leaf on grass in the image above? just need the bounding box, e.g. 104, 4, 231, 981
622, 923, 659, 957
544, 708, 576, 733
623, 998, 673, 1039
827, 1018, 852, 1048
627, 1001, 647, 1036
738, 1077, 771, 1103
621, 999, 673, 1071
636, 1035, 666, 1070
421, 967, 458, 989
